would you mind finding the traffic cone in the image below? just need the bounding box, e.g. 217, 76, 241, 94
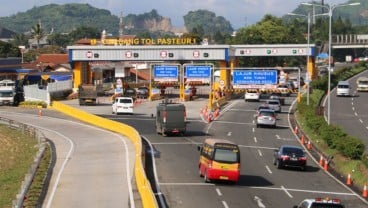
319, 155, 324, 166
324, 159, 328, 171
363, 183, 368, 198
307, 140, 312, 150
294, 126, 299, 134
38, 109, 42, 117
346, 173, 352, 185
300, 134, 305, 144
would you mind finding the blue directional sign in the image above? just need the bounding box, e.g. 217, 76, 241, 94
185, 65, 211, 78
233, 70, 277, 85
153, 65, 179, 78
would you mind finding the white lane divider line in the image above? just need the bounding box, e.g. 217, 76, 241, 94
258, 149, 263, 157
265, 165, 272, 174
227, 132, 232, 136
355, 112, 358, 116
222, 201, 229, 208
352, 106, 355, 111
254, 137, 258, 143
359, 119, 363, 123
216, 188, 222, 196
281, 185, 293, 198
253, 127, 255, 132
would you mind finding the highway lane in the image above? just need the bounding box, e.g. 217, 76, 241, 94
108, 95, 367, 207
0, 109, 136, 208
329, 70, 368, 151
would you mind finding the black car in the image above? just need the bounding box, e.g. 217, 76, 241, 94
273, 145, 307, 171
123, 88, 137, 100
137, 87, 149, 99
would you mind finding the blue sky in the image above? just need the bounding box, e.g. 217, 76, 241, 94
0, 0, 349, 29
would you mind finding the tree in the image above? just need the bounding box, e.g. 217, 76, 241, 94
31, 23, 45, 48
69, 26, 100, 43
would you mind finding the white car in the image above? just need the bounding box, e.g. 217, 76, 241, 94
244, 91, 260, 101
293, 197, 344, 208
265, 99, 281, 113
256, 109, 276, 128
112, 97, 134, 114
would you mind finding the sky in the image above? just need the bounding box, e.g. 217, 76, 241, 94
0, 0, 350, 29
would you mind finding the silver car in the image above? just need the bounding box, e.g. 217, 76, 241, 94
256, 109, 276, 128
265, 99, 281, 113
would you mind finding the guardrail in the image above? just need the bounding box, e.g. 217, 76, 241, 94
51, 101, 158, 208
0, 117, 47, 208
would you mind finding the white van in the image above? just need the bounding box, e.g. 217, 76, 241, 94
336, 81, 351, 97
112, 97, 134, 114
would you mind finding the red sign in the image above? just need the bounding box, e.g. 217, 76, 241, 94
193, 50, 200, 58
86, 51, 93, 58
160, 50, 167, 58
125, 51, 132, 58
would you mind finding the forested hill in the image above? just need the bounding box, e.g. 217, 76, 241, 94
0, 4, 181, 36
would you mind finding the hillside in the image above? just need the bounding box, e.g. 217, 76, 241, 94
0, 4, 184, 36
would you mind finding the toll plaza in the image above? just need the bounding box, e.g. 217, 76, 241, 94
67, 37, 317, 108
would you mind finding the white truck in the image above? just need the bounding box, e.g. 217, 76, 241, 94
356, 76, 368, 92
0, 86, 15, 105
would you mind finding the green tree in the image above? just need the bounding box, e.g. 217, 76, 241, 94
11, 33, 29, 48
31, 23, 45, 48
69, 26, 100, 43
47, 33, 72, 48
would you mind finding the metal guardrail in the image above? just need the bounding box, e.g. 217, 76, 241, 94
0, 117, 47, 208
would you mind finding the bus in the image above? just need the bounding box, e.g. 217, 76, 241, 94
198, 138, 240, 183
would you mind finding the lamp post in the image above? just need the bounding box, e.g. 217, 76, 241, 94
302, 2, 360, 125
18, 46, 25, 63
287, 12, 311, 105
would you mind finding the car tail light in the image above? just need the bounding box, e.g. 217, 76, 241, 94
331, 199, 341, 203
163, 111, 167, 123
299, 157, 307, 161
281, 155, 289, 160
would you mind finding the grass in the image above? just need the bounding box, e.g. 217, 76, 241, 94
0, 124, 39, 208
297, 89, 368, 189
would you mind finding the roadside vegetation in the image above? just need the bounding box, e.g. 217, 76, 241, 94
0, 124, 38, 208
296, 62, 368, 189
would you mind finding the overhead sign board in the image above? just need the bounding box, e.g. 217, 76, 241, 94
232, 69, 278, 85
185, 65, 212, 83
153, 65, 179, 82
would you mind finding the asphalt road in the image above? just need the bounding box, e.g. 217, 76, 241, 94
0, 107, 137, 208
328, 69, 368, 151
102, 94, 368, 207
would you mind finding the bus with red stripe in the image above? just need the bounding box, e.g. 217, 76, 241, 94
198, 138, 240, 183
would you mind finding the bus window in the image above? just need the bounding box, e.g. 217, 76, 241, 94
214, 149, 239, 163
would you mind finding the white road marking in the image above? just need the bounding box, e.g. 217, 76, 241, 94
216, 188, 222, 196
254, 137, 258, 143
355, 112, 358, 116
359, 119, 363, 123
265, 165, 272, 174
258, 149, 263, 156
352, 106, 355, 111
253, 127, 255, 132
227, 132, 232, 136
254, 196, 266, 208
249, 186, 355, 196
281, 186, 293, 198
222, 201, 229, 208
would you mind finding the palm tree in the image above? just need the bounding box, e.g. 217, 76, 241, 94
31, 23, 45, 48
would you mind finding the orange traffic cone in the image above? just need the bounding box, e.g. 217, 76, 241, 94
319, 155, 324, 166
300, 134, 305, 144
307, 140, 312, 150
324, 159, 328, 171
363, 183, 368, 198
346, 173, 352, 185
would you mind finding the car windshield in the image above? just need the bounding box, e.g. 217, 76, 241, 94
213, 148, 239, 163
118, 98, 132, 103
259, 111, 274, 117
282, 147, 304, 156
268, 101, 279, 105
310, 203, 344, 208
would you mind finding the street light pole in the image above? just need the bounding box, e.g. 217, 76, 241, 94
302, 2, 360, 125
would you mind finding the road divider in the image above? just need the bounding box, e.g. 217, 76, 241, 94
51, 101, 158, 208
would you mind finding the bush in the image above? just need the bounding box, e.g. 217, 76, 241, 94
305, 116, 325, 133
362, 153, 368, 168
319, 125, 346, 148
336, 136, 365, 160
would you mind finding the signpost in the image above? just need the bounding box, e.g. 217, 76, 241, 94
184, 65, 211, 82
232, 69, 278, 88
153, 65, 179, 81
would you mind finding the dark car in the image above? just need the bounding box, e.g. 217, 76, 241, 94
273, 145, 307, 171
123, 88, 137, 100
137, 86, 149, 99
